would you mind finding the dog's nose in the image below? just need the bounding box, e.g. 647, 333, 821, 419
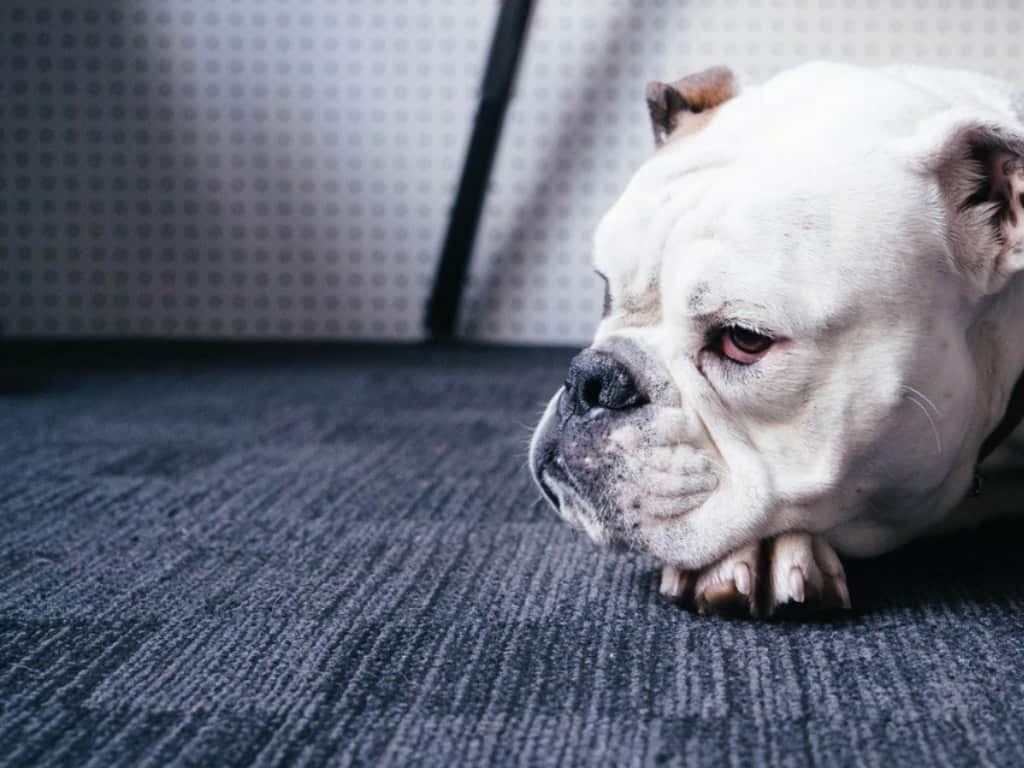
564, 349, 647, 414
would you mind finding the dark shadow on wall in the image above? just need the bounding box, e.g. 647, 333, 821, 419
130, 2, 356, 339
459, 4, 647, 340
2, 2, 358, 339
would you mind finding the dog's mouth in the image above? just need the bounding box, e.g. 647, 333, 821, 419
535, 462, 587, 523
534, 456, 591, 531
534, 442, 717, 555
536, 472, 560, 508
532, 438, 563, 509
532, 444, 613, 540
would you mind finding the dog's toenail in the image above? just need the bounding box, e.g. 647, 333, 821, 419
835, 577, 851, 609
788, 566, 805, 603
659, 566, 683, 598
733, 563, 751, 596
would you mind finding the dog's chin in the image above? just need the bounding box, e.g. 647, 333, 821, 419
541, 471, 715, 558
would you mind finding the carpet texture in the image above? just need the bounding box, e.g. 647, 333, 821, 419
2, 342, 1024, 767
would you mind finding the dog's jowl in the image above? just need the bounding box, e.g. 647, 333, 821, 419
529, 61, 1024, 619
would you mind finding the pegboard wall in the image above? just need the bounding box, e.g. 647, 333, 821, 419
1, 1, 1022, 343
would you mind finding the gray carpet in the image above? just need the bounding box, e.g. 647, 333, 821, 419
2, 342, 1024, 767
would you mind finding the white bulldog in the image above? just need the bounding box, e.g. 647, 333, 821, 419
528, 61, 1024, 619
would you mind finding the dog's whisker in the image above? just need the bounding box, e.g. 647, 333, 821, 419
902, 392, 943, 455
900, 385, 942, 416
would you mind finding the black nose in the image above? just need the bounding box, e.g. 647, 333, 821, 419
564, 349, 646, 415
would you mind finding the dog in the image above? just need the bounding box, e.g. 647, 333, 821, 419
528, 61, 1024, 619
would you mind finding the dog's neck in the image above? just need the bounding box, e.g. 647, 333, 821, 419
973, 272, 1024, 466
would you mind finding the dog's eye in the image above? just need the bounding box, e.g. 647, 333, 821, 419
719, 326, 774, 365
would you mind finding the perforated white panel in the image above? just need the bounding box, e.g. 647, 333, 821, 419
1, 1, 1022, 342
0, 0, 497, 338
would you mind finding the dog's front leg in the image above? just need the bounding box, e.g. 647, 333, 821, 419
659, 533, 851, 619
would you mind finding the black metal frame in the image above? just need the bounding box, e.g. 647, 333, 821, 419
424, 0, 535, 340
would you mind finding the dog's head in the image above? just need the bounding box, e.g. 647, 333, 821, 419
529, 62, 1024, 569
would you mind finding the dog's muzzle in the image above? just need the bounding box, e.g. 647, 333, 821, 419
529, 346, 655, 538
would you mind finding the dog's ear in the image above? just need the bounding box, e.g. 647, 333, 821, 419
934, 122, 1024, 294
645, 66, 738, 148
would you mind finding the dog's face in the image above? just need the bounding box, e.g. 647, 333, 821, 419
530, 62, 1024, 570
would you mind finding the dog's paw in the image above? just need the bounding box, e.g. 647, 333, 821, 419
659, 533, 851, 619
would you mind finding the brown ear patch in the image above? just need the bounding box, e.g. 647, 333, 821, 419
645, 66, 738, 147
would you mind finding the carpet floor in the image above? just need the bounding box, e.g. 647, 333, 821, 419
2, 342, 1024, 767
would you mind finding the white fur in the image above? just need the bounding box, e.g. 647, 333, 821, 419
532, 62, 1024, 573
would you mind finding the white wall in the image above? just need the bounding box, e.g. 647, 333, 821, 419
1, 0, 1021, 342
